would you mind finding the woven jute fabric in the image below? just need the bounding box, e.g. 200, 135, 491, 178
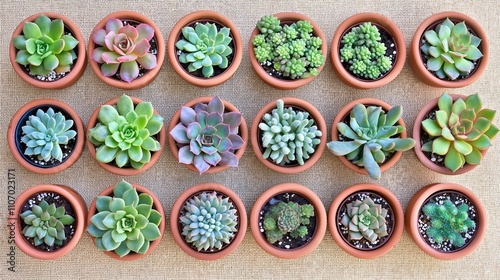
1, 0, 498, 279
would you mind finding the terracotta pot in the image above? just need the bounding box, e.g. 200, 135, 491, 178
330, 12, 406, 89
7, 98, 85, 174
406, 183, 486, 260
408, 11, 489, 88
329, 183, 404, 259
248, 12, 327, 90
15, 184, 87, 260
330, 98, 407, 176
170, 182, 247, 260
9, 12, 87, 89
167, 10, 242, 87
250, 183, 327, 259
88, 11, 165, 89
250, 97, 327, 173
168, 96, 248, 174
86, 96, 166, 176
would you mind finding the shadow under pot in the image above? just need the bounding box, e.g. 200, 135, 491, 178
7, 98, 85, 174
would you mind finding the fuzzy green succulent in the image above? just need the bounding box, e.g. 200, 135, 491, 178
12, 14, 79, 76
340, 197, 388, 243
263, 201, 314, 244
20, 199, 75, 247
327, 104, 415, 180
421, 18, 483, 80
87, 180, 162, 257
421, 93, 498, 172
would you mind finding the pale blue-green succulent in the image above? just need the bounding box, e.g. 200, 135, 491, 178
340, 197, 388, 243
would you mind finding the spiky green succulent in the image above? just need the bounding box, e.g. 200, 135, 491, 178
340, 197, 388, 243
421, 93, 498, 172
89, 94, 164, 170
421, 18, 483, 80
327, 104, 416, 180
20, 199, 75, 247
263, 201, 314, 244
87, 180, 162, 257
21, 107, 77, 163
12, 14, 79, 76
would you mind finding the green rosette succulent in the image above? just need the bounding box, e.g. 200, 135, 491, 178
340, 197, 388, 244
263, 201, 314, 244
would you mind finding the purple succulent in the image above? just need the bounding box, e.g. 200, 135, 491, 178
170, 96, 245, 174
91, 18, 157, 82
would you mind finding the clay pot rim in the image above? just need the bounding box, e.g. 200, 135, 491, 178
87, 183, 165, 261
330, 12, 406, 89
328, 183, 404, 259
330, 98, 407, 177
250, 183, 327, 259
248, 12, 327, 90
250, 97, 326, 174
167, 10, 242, 87
9, 12, 87, 89
88, 10, 165, 90
15, 184, 87, 260
86, 96, 166, 176
167, 96, 248, 174
7, 98, 85, 174
170, 182, 247, 260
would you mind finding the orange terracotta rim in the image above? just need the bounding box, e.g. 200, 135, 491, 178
250, 97, 327, 174
248, 12, 327, 90
88, 10, 165, 90
250, 183, 326, 259
87, 183, 165, 261
15, 184, 88, 260
170, 182, 247, 260
405, 183, 486, 260
7, 98, 85, 174
408, 11, 489, 88
328, 183, 404, 259
9, 12, 87, 89
86, 96, 166, 176
168, 96, 248, 174
330, 98, 407, 176
167, 10, 242, 87
330, 12, 406, 89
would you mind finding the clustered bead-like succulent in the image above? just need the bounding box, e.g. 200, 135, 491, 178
263, 201, 314, 244
20, 199, 75, 247
21, 107, 77, 163
421, 93, 498, 172
175, 22, 233, 78
179, 191, 238, 251
340, 197, 388, 243
12, 14, 79, 76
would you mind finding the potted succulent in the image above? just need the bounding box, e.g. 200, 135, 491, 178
249, 12, 327, 90
87, 94, 166, 176
170, 182, 247, 260
7, 98, 85, 174
87, 180, 164, 261
14, 184, 87, 260
250, 183, 326, 259
327, 98, 415, 180
169, 96, 247, 174
414, 92, 498, 175
167, 10, 242, 87
406, 183, 486, 260
329, 183, 404, 259
408, 11, 489, 88
88, 11, 165, 89
10, 12, 87, 89
250, 97, 326, 174
330, 12, 406, 89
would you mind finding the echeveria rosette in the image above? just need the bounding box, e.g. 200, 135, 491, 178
12, 14, 79, 76
340, 197, 388, 244
87, 180, 162, 257
91, 18, 157, 82
170, 96, 245, 174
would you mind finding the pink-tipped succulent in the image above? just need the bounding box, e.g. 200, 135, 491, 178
91, 18, 157, 82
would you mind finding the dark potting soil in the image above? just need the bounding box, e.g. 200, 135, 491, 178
19, 191, 77, 252
336, 191, 394, 251
258, 192, 317, 250
417, 191, 479, 253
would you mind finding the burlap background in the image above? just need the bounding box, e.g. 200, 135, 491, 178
1, 0, 498, 279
